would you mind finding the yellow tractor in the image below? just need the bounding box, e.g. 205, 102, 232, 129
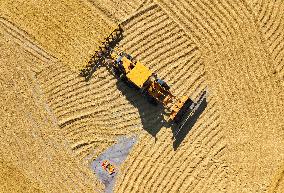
107, 50, 194, 124
80, 25, 206, 138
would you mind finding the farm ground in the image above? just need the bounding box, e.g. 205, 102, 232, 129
0, 0, 284, 192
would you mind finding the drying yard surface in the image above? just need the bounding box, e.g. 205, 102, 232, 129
0, 0, 283, 193
91, 136, 137, 193
0, 0, 117, 71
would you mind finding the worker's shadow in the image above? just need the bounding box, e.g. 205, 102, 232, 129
171, 98, 207, 150
116, 80, 207, 150
115, 80, 166, 139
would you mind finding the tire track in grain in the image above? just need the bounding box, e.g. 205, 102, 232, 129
0, 17, 57, 73
156, 132, 224, 192
246, 0, 284, 81
0, 28, 103, 192
163, 0, 284, 190
138, 1, 282, 191
87, 0, 144, 23
152, 102, 223, 192
1, 0, 117, 71
157, 0, 275, 113
116, 99, 224, 192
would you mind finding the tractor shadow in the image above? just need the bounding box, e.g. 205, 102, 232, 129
116, 80, 207, 150
172, 98, 207, 151
115, 80, 167, 139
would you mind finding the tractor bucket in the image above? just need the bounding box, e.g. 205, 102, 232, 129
173, 89, 207, 139
172, 97, 194, 123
